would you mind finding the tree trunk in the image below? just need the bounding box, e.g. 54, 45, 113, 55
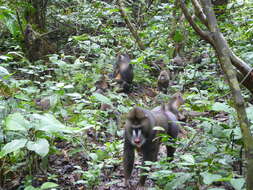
117, 0, 145, 50
180, 0, 253, 189
180, 0, 253, 94
25, 0, 48, 30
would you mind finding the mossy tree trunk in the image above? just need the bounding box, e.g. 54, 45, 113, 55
24, 0, 49, 30
179, 0, 253, 189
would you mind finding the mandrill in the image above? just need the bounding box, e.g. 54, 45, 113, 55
157, 70, 170, 93
153, 92, 185, 121
113, 53, 134, 93
123, 104, 180, 188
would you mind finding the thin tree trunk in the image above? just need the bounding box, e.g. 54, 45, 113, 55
117, 0, 145, 50
25, 0, 48, 30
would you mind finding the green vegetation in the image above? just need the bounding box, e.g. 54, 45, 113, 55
0, 0, 253, 189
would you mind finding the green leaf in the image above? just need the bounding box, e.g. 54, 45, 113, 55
0, 66, 9, 77
5, 113, 30, 131
66, 93, 82, 99
201, 172, 222, 185
33, 114, 72, 133
180, 154, 195, 164
230, 178, 245, 190
0, 8, 20, 37
95, 149, 109, 161
72, 34, 89, 41
0, 55, 11, 61
232, 127, 242, 140
0, 138, 27, 157
165, 173, 192, 189
14, 93, 30, 101
40, 182, 59, 189
204, 144, 217, 154
246, 106, 253, 122
173, 30, 184, 42
89, 153, 98, 161
108, 8, 119, 13
153, 126, 165, 131
92, 93, 112, 105
211, 102, 233, 113
26, 139, 49, 157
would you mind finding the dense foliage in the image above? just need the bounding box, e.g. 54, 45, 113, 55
0, 0, 253, 189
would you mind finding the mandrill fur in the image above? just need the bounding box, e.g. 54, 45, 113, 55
113, 53, 133, 93
157, 70, 170, 93
123, 104, 180, 188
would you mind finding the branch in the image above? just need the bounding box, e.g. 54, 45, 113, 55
117, 0, 145, 50
179, 0, 213, 45
200, 0, 253, 79
39, 29, 60, 39
168, 0, 184, 40
199, 0, 218, 32
15, 10, 24, 37
191, 0, 208, 27
42, 0, 49, 10
236, 71, 253, 94
229, 50, 253, 75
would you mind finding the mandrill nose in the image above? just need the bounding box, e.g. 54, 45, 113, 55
134, 138, 141, 144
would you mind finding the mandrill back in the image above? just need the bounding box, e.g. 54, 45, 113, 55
151, 107, 179, 143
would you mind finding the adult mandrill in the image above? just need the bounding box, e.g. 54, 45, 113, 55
113, 53, 134, 93
123, 104, 180, 189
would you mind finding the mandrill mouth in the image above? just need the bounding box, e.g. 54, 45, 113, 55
132, 139, 144, 148
134, 139, 141, 144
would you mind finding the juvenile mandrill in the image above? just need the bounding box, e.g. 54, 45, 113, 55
123, 105, 179, 188
113, 53, 134, 93
157, 70, 170, 93
153, 92, 185, 121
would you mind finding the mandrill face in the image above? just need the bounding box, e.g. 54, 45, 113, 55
125, 107, 155, 148
130, 127, 146, 148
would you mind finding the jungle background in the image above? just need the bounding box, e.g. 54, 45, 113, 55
0, 0, 253, 189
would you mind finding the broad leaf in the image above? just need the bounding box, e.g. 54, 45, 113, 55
40, 182, 59, 189
180, 154, 195, 164
246, 106, 253, 122
0, 55, 11, 61
173, 30, 184, 42
0, 66, 9, 77
5, 113, 30, 131
92, 93, 112, 105
33, 114, 72, 133
26, 139, 49, 157
0, 138, 27, 157
165, 173, 192, 189
211, 102, 233, 113
201, 172, 222, 185
230, 178, 245, 190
